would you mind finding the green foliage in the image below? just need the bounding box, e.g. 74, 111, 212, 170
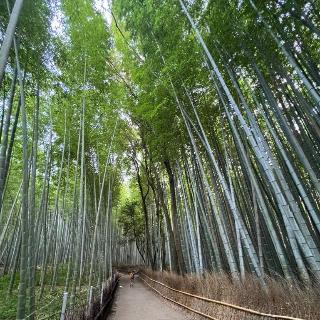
0, 267, 70, 320
118, 200, 144, 241
0, 273, 17, 319
0, 0, 51, 76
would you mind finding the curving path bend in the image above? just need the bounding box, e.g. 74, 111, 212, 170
108, 274, 192, 320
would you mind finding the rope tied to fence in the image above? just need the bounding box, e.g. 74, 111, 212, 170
140, 273, 306, 320
140, 276, 218, 320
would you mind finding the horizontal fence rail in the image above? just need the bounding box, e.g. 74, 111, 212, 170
140, 273, 305, 320
140, 276, 218, 320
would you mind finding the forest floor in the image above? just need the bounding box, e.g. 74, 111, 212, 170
108, 274, 192, 320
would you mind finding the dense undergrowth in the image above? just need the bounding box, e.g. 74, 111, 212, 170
142, 269, 320, 320
0, 268, 87, 320
66, 272, 120, 320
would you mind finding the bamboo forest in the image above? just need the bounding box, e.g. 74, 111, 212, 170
0, 0, 320, 319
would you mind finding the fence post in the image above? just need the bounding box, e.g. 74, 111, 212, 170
88, 285, 93, 312
100, 282, 104, 306
60, 292, 68, 320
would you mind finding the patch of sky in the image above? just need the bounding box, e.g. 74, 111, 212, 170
50, 1, 69, 42
93, 0, 113, 25
89, 147, 99, 173
302, 2, 312, 16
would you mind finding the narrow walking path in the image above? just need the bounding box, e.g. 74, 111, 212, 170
108, 274, 191, 320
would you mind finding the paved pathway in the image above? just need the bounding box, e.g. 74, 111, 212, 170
108, 274, 191, 320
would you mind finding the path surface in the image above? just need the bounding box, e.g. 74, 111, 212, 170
108, 275, 191, 320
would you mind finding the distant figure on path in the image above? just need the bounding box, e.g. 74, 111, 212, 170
129, 270, 135, 287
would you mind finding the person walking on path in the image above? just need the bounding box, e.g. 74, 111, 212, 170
129, 271, 135, 287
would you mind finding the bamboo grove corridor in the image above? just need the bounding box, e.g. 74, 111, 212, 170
0, 0, 320, 319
